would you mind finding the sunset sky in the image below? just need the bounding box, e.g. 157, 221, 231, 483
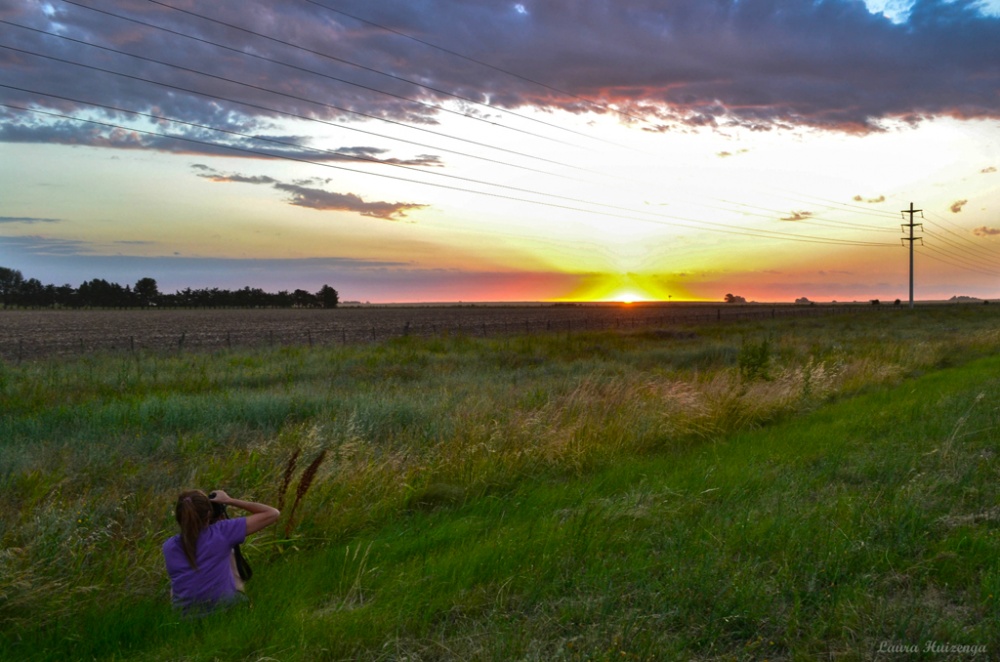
2, 0, 999, 303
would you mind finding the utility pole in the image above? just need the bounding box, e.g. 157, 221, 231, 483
900, 202, 923, 309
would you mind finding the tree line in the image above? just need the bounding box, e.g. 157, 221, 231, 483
0, 267, 339, 309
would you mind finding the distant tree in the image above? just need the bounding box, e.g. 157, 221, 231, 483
13, 277, 46, 307
724, 293, 746, 304
316, 284, 339, 309
134, 277, 160, 307
54, 284, 75, 308
0, 266, 24, 307
292, 289, 318, 308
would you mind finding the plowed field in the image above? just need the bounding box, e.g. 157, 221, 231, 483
0, 303, 861, 361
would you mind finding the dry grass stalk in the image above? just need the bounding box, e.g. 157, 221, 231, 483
285, 449, 327, 537
277, 447, 301, 511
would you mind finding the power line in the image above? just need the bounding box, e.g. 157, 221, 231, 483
0, 31, 601, 180
0, 31, 898, 248
917, 244, 1000, 277
131, 0, 628, 150
923, 210, 1000, 262
921, 227, 1000, 271
57, 0, 577, 151
12, 6, 910, 236
1, 3, 923, 265
1, 101, 898, 250
301, 0, 658, 131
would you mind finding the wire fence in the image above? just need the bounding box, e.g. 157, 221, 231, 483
0, 303, 901, 362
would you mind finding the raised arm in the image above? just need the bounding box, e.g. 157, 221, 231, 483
209, 490, 281, 535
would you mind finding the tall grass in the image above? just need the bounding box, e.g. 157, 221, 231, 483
2, 306, 1000, 659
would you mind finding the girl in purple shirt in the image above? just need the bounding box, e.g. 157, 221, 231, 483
163, 490, 280, 613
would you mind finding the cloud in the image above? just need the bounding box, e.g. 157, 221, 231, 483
196, 167, 427, 219
780, 211, 813, 222
0, 234, 92, 256
852, 195, 886, 203
973, 226, 1000, 236
950, 199, 968, 213
274, 183, 427, 219
1, 0, 998, 140
0, 117, 443, 165
0, 216, 62, 224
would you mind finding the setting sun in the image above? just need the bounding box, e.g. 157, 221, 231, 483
611, 291, 647, 304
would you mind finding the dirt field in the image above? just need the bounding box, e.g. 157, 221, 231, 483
0, 303, 867, 361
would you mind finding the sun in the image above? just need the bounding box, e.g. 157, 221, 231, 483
611, 290, 646, 304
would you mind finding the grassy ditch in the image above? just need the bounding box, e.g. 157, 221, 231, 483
2, 306, 1000, 659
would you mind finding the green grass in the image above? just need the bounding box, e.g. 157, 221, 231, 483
2, 306, 1000, 659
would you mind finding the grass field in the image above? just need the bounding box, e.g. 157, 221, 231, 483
2, 306, 999, 660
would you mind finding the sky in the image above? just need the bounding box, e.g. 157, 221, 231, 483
1, 0, 999, 304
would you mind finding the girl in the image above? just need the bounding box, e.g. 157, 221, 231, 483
163, 489, 280, 613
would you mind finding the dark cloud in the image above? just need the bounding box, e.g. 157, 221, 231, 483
853, 195, 886, 203
274, 183, 427, 219
1, 0, 998, 140
0, 116, 443, 165
973, 226, 1000, 236
196, 167, 427, 220
950, 199, 968, 213
780, 211, 813, 222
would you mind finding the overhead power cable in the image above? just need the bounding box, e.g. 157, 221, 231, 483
924, 227, 996, 267
3, 4, 921, 256
130, 0, 628, 149
0, 83, 723, 223
0, 31, 602, 181
298, 0, 941, 235
917, 244, 1000, 277
301, 0, 658, 129
924, 210, 1000, 262
1, 101, 898, 249
6, 20, 899, 235
23, 5, 908, 232
57, 0, 576, 150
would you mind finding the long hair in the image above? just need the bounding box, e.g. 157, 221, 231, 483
174, 490, 212, 569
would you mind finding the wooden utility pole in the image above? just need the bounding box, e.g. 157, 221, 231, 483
901, 202, 923, 309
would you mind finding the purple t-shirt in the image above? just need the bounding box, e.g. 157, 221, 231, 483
163, 517, 246, 608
